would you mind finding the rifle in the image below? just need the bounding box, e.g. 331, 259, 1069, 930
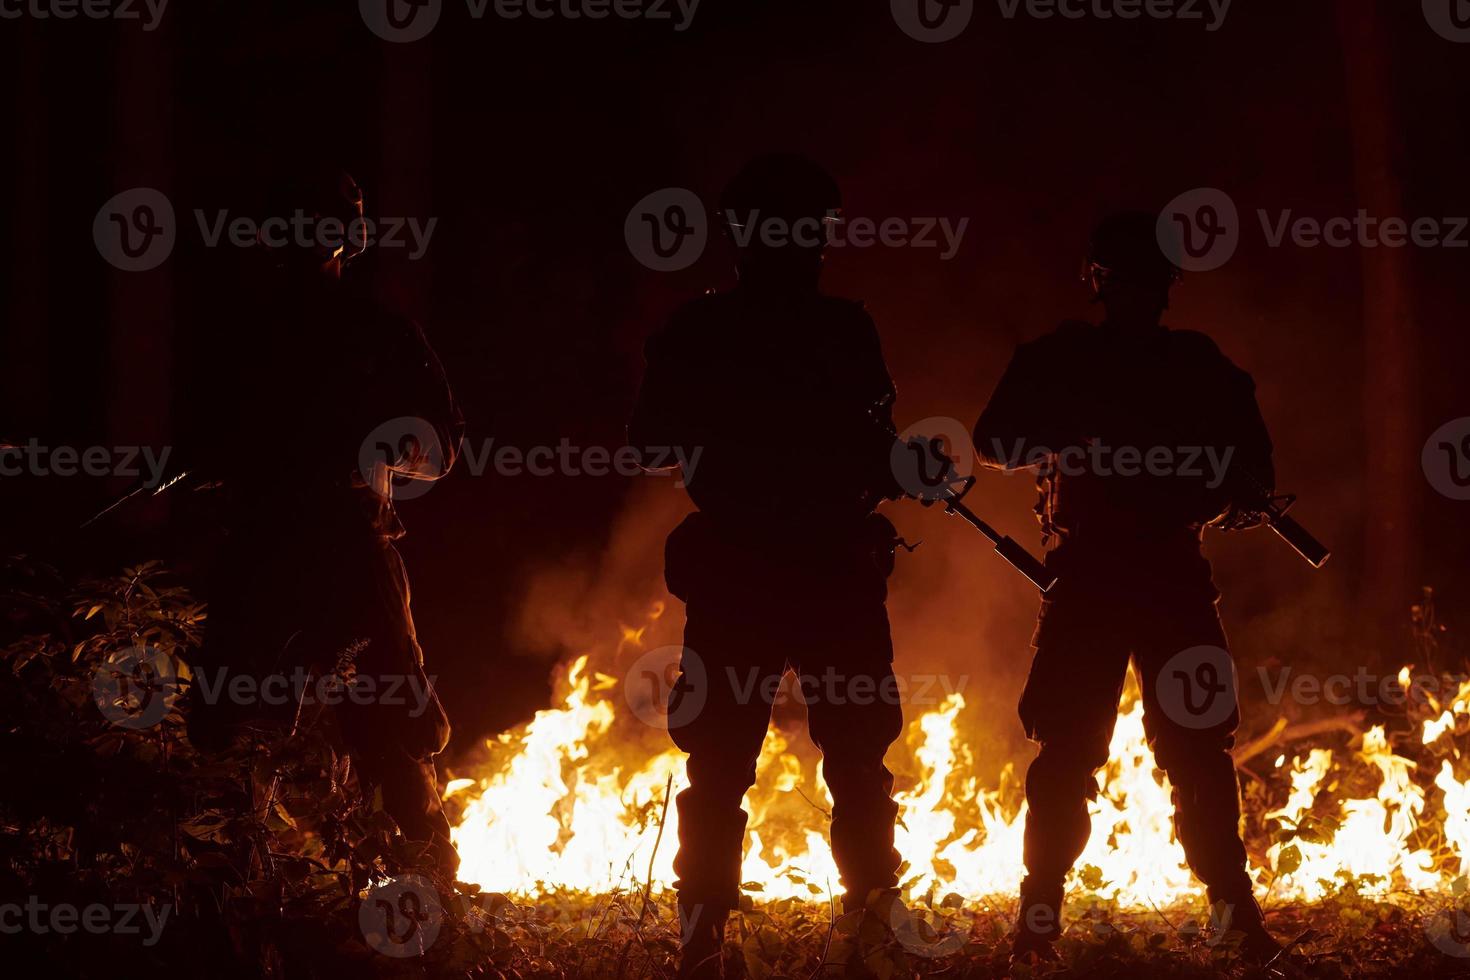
1221, 467, 1330, 569
875, 405, 1058, 593
78, 467, 198, 530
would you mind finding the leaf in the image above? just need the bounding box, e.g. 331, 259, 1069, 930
1079, 864, 1107, 890
1276, 844, 1303, 876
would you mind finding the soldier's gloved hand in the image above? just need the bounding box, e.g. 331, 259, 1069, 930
1216, 503, 1270, 532
888, 435, 966, 503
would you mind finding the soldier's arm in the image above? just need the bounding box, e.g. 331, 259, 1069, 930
377, 316, 465, 481
972, 336, 1084, 470
848, 305, 904, 498
1225, 365, 1275, 497
627, 320, 698, 472
1175, 333, 1276, 525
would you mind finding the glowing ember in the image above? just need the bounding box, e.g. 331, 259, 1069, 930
446, 623, 1470, 908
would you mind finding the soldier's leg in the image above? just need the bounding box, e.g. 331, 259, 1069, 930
1015, 595, 1131, 946
1135, 600, 1266, 938
335, 541, 457, 872
353, 743, 458, 872
798, 604, 904, 908
669, 609, 785, 916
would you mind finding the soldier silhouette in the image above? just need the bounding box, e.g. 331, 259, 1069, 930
187, 167, 464, 875
628, 154, 910, 979
973, 211, 1282, 962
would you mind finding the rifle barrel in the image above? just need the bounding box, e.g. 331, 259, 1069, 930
947, 499, 1059, 593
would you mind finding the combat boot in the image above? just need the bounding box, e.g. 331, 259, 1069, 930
676, 900, 727, 980
1207, 890, 1282, 964
821, 889, 904, 978
1008, 879, 1062, 965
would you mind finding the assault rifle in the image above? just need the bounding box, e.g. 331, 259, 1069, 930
79, 466, 199, 530
1219, 467, 1330, 569
874, 405, 1058, 593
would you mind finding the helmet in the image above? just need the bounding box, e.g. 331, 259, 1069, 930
718, 153, 842, 237
1082, 210, 1181, 296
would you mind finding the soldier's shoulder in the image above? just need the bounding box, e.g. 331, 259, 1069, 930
815, 294, 871, 316
1016, 319, 1094, 358
339, 287, 424, 345
668, 288, 740, 324
814, 294, 878, 333
1167, 327, 1256, 386
1166, 327, 1226, 360
645, 290, 729, 356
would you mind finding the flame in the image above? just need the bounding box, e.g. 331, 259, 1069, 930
447, 626, 1470, 910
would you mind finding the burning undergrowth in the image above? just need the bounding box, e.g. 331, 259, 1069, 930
7, 550, 1470, 977
441, 589, 1470, 942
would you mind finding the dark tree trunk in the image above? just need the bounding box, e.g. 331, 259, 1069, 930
1335, 5, 1420, 649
